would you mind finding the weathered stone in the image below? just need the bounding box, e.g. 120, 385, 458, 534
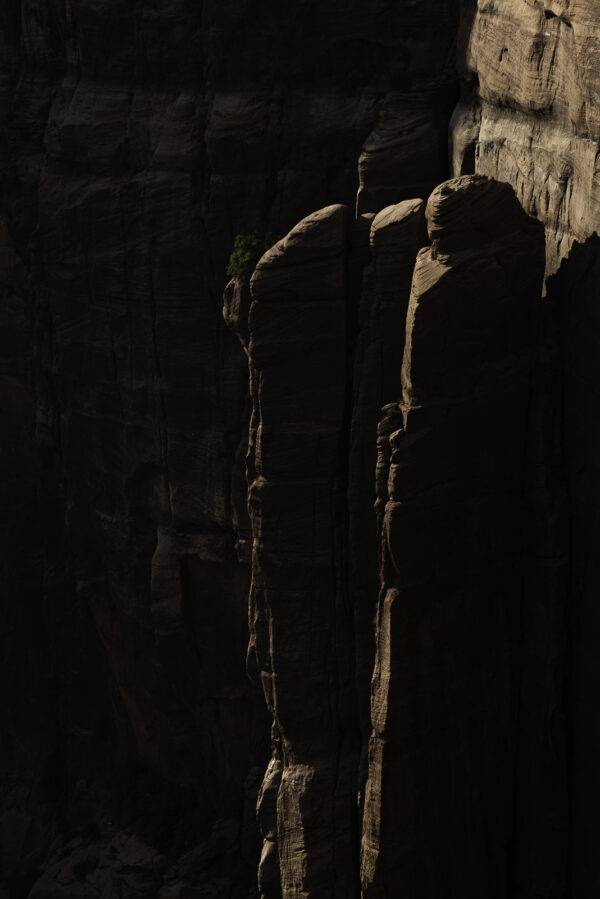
1, 2, 463, 891
452, 0, 600, 275
348, 201, 427, 797
361, 176, 545, 898
247, 205, 360, 897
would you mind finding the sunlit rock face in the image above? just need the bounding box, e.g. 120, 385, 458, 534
452, 0, 600, 275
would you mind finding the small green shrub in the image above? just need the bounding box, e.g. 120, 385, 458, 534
226, 234, 260, 277
226, 232, 279, 277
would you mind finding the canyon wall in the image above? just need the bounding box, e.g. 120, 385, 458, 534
3, 0, 600, 897
0, 1, 458, 896
361, 176, 545, 897
452, 3, 600, 894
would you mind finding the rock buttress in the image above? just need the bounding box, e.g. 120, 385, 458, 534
361, 175, 545, 898
247, 205, 359, 897
1, 0, 464, 888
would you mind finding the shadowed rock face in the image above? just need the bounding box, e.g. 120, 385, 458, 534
361, 175, 546, 897
243, 199, 429, 896
548, 238, 600, 899
348, 200, 426, 789
0, 1, 460, 894
452, 5, 600, 895
5, 1, 600, 897
247, 204, 358, 896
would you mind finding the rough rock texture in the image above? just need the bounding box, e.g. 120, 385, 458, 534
246, 205, 359, 896
348, 201, 426, 783
357, 87, 457, 216
8, 0, 600, 897
452, 0, 600, 275
0, 2, 460, 895
361, 176, 545, 897
241, 197, 434, 895
452, 5, 600, 894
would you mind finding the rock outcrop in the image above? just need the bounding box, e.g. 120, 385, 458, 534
361, 175, 545, 897
246, 205, 359, 896
348, 201, 426, 782
452, 4, 600, 894
5, 0, 600, 897
452, 0, 600, 275
0, 2, 460, 894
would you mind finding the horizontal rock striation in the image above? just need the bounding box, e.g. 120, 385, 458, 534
452, 0, 600, 275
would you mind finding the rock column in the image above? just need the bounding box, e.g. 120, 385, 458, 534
247, 205, 359, 897
361, 175, 545, 898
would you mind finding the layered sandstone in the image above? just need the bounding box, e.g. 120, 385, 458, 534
246, 205, 359, 896
452, 0, 600, 274
0, 2, 460, 894
452, 5, 600, 894
6, 0, 600, 896
361, 176, 546, 897
348, 201, 426, 780
240, 199, 431, 895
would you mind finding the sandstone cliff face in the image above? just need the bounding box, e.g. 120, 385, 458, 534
0, 1, 459, 895
348, 200, 426, 786
5, 0, 600, 896
548, 241, 600, 899
361, 176, 545, 897
452, 0, 600, 274
236, 165, 576, 899
243, 200, 429, 896
247, 204, 358, 896
452, 5, 600, 895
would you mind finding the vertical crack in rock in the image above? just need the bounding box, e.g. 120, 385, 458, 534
348, 200, 427, 802
361, 175, 545, 898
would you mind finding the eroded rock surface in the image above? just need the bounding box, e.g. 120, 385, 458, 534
348, 201, 426, 784
452, 0, 600, 275
453, 5, 600, 894
6, 0, 600, 896
0, 2, 461, 894
361, 176, 545, 897
246, 205, 360, 896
